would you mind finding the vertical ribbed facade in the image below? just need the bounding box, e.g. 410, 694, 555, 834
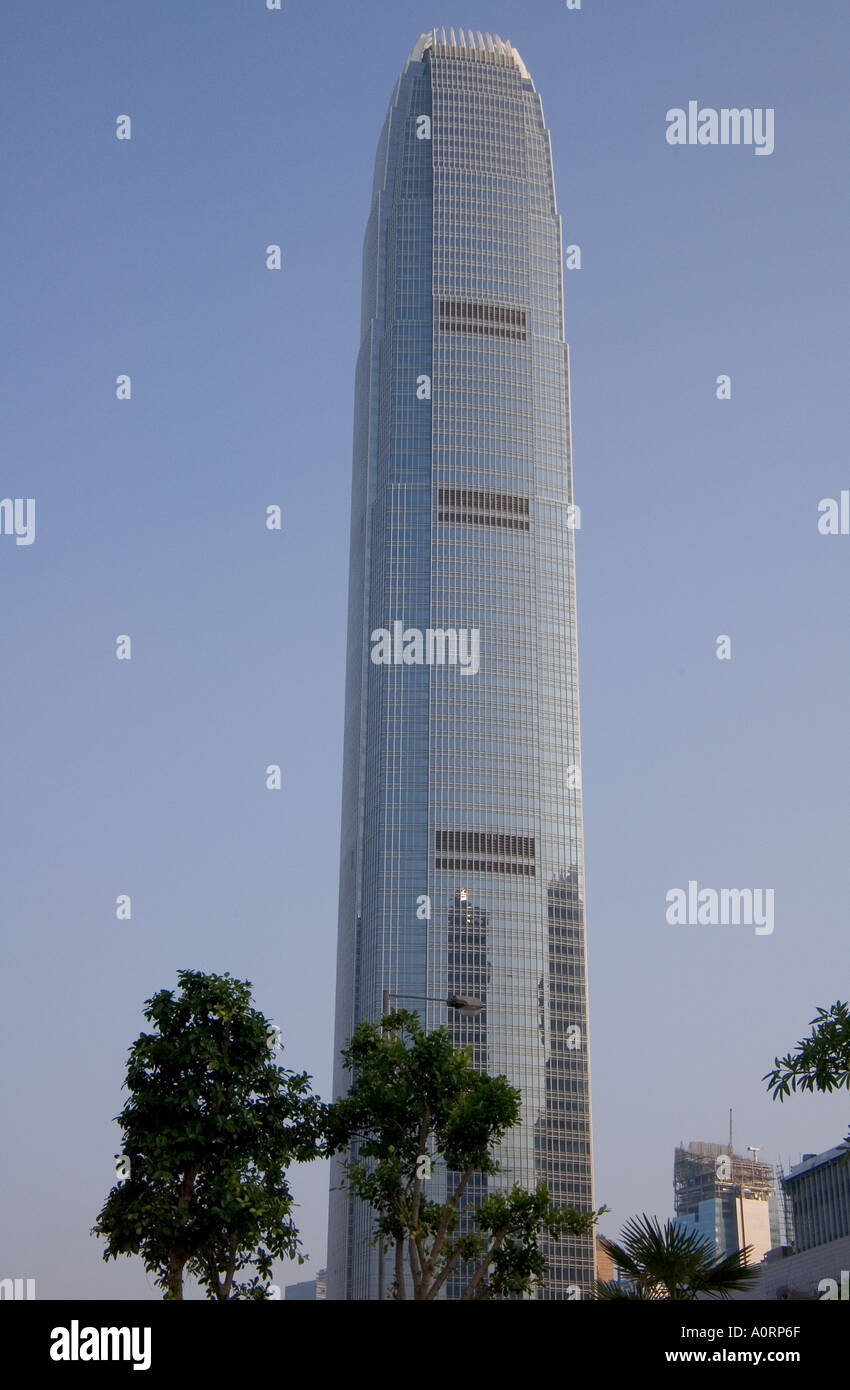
328, 29, 594, 1300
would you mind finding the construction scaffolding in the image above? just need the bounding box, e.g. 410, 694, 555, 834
674, 1140, 775, 1216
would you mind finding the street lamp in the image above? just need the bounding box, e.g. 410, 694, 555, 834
381, 989, 485, 1015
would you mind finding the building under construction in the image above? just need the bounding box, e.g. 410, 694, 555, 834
675, 1140, 775, 1212
673, 1139, 787, 1261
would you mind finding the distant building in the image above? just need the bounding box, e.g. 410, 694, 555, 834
595, 1235, 616, 1285
784, 1145, 850, 1251
285, 1268, 327, 1301
672, 1140, 786, 1264
735, 1145, 850, 1300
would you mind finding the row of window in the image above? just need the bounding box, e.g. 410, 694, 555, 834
436, 485, 531, 531
438, 297, 528, 341
436, 829, 534, 857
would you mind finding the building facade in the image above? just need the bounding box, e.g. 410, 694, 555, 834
328, 29, 593, 1299
284, 1269, 327, 1302
736, 1145, 850, 1299
783, 1146, 850, 1253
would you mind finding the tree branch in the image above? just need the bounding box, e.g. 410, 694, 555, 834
420, 1162, 475, 1287
460, 1231, 506, 1300
423, 1238, 466, 1301
408, 1230, 425, 1298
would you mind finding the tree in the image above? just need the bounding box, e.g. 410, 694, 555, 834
764, 1000, 850, 1150
327, 1009, 604, 1299
92, 969, 324, 1299
596, 1215, 759, 1300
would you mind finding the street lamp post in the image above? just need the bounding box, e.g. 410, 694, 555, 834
743, 1146, 764, 1264
737, 1146, 762, 1264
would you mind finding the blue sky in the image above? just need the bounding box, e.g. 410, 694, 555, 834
1, 0, 848, 1297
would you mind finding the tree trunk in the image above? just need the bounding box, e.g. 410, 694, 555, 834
164, 1162, 200, 1300
216, 1237, 239, 1299
394, 1236, 407, 1299
166, 1253, 187, 1299
461, 1233, 505, 1300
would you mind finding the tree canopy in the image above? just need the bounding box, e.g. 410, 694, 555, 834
92, 969, 324, 1299
764, 1000, 850, 1150
327, 1008, 603, 1299
597, 1214, 759, 1300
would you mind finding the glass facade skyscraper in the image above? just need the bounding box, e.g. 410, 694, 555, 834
328, 29, 593, 1300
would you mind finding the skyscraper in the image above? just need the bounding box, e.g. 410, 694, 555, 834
328, 28, 593, 1300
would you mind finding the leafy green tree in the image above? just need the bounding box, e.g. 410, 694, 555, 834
764, 1000, 850, 1150
327, 1009, 604, 1300
597, 1215, 759, 1300
92, 969, 324, 1299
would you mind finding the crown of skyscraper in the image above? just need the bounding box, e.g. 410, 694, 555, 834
409, 29, 532, 81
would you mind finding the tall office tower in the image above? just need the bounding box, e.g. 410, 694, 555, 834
328, 29, 593, 1299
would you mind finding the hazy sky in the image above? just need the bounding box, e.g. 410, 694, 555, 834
2, 0, 848, 1298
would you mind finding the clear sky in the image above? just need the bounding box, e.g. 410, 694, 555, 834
1, 0, 848, 1298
